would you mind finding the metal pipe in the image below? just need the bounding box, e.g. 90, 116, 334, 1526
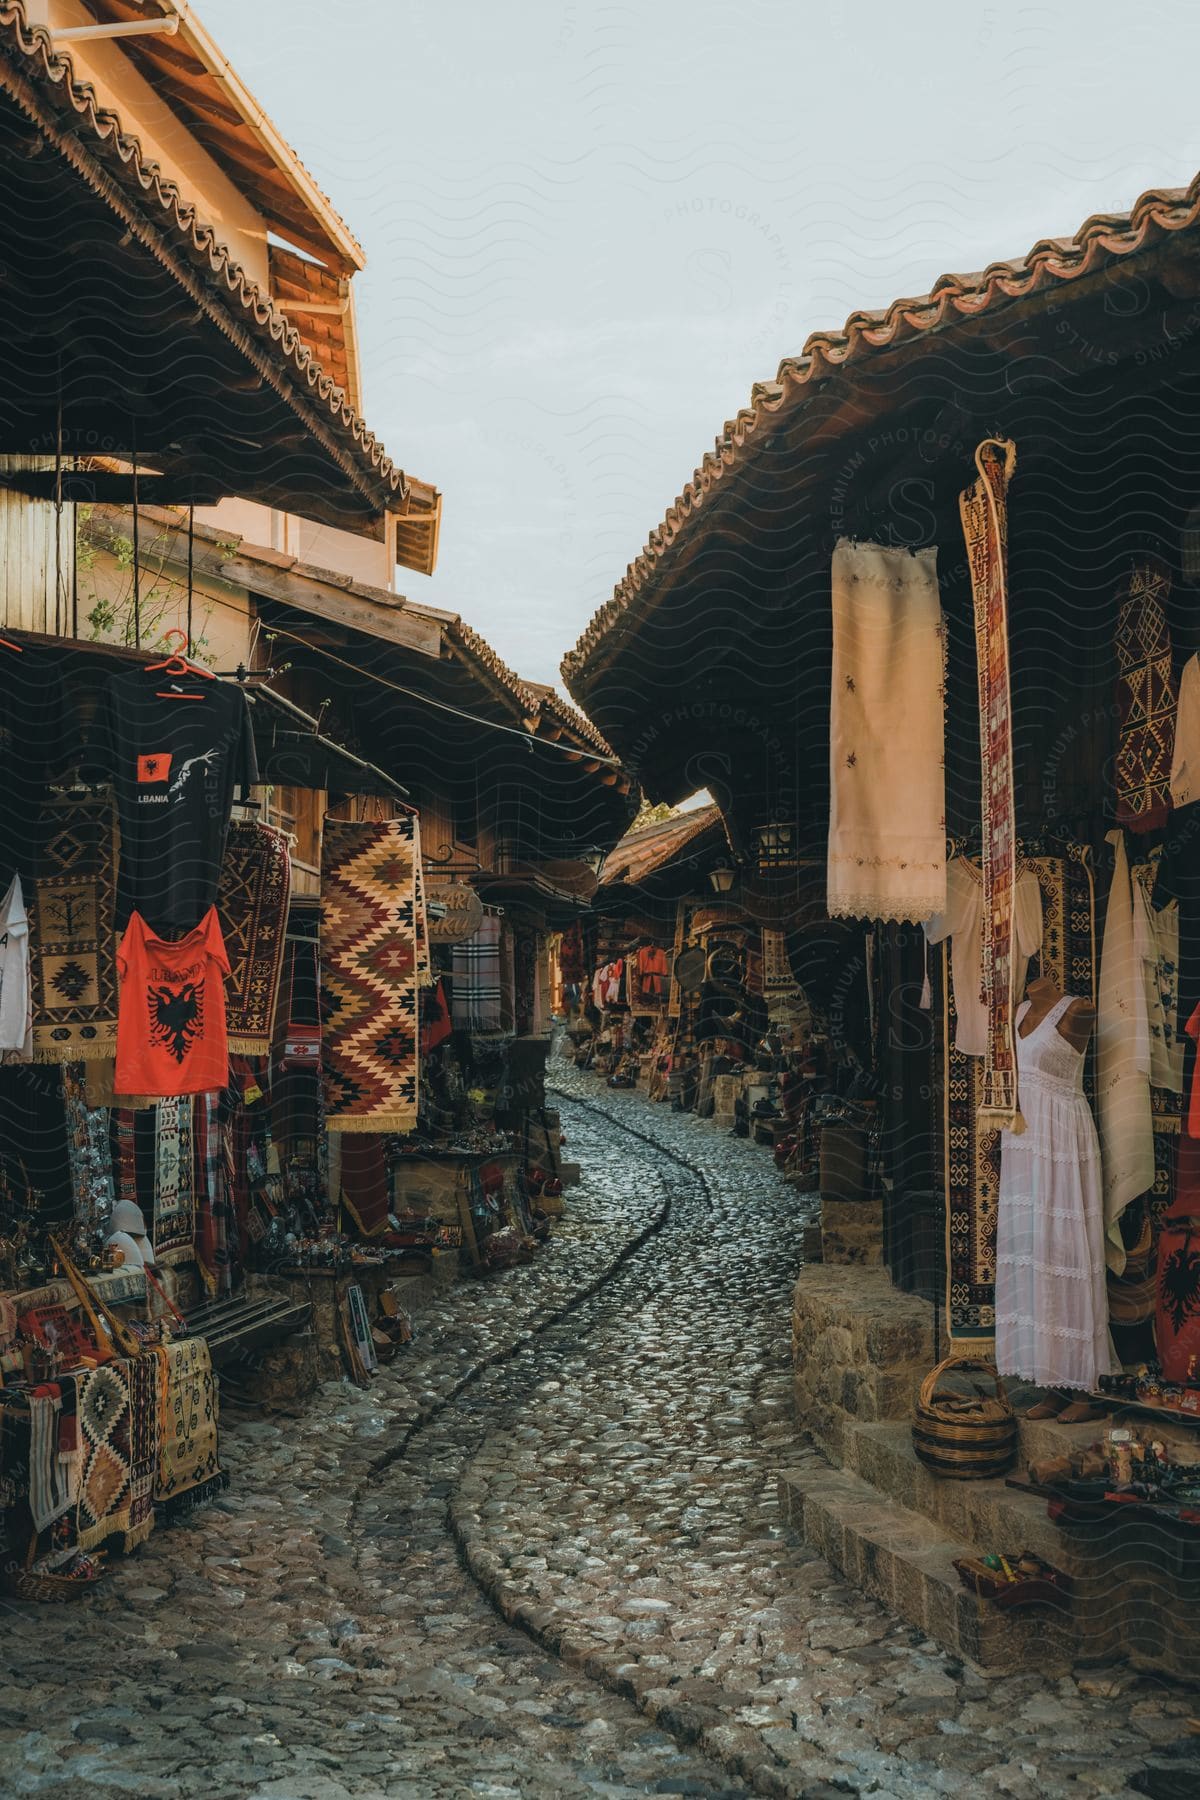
50, 17, 181, 45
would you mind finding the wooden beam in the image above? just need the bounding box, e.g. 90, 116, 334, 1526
0, 470, 233, 506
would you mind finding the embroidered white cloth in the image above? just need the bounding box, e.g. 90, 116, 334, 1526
995, 997, 1115, 1393
1171, 651, 1200, 806
924, 858, 1043, 1057
0, 872, 31, 1057
1097, 830, 1154, 1273
827, 540, 946, 922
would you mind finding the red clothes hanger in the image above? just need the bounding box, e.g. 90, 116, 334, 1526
147, 627, 214, 699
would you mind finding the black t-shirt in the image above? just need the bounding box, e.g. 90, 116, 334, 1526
84, 670, 258, 932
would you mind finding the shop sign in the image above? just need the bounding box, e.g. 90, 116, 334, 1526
428, 882, 484, 944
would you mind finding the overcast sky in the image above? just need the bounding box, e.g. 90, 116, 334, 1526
202, 0, 1200, 690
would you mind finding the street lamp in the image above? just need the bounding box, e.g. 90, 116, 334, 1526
709, 865, 737, 895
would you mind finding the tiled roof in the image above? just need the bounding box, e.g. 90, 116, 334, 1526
563, 168, 1200, 687
74, 0, 364, 273
268, 244, 359, 412
599, 804, 723, 889
0, 1, 427, 528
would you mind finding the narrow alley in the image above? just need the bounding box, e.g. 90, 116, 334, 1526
4, 1073, 1191, 1800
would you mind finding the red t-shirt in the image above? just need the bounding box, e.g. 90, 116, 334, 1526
116, 907, 230, 1097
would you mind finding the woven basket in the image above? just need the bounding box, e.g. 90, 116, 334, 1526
912, 1354, 1016, 1480
1, 1540, 104, 1604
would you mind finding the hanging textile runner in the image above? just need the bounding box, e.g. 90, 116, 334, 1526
30, 790, 118, 1061
216, 821, 291, 1055
1098, 829, 1156, 1274
1114, 556, 1176, 834
76, 1358, 147, 1552
124, 1351, 158, 1550
943, 844, 1095, 1346
667, 902, 688, 1019
153, 1096, 195, 1257
321, 816, 419, 1132
761, 928, 794, 992
960, 438, 1022, 1131
193, 1087, 239, 1296
827, 539, 947, 923
451, 912, 503, 1032
154, 1335, 223, 1513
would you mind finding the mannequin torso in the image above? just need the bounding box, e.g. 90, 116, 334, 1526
1019, 975, 1095, 1054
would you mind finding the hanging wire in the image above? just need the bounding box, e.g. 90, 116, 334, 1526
130, 422, 141, 649
186, 502, 195, 653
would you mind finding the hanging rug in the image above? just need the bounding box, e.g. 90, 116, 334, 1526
30, 790, 118, 1062
960, 439, 1021, 1131
216, 821, 291, 1055
321, 817, 420, 1132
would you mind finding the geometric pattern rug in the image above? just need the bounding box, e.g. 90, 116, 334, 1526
216, 821, 292, 1055
153, 1097, 195, 1258
76, 1359, 136, 1553
154, 1336, 223, 1515
30, 791, 119, 1062
943, 845, 1096, 1347
320, 817, 419, 1132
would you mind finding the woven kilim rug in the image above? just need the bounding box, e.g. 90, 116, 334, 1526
124, 1352, 158, 1550
960, 437, 1022, 1132
1114, 557, 1176, 834
76, 1359, 135, 1552
943, 847, 1096, 1346
153, 1097, 195, 1257
154, 1336, 223, 1514
30, 791, 118, 1061
321, 817, 419, 1132
216, 821, 291, 1055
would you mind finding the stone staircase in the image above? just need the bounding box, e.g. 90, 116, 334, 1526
786, 1265, 1200, 1678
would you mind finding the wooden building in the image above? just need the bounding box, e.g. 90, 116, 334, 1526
565, 169, 1200, 1678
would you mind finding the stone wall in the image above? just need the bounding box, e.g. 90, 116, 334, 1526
791, 1265, 935, 1462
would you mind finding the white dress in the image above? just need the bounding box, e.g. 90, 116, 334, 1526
994, 996, 1114, 1393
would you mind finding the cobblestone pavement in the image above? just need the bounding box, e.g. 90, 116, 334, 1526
2, 1064, 1197, 1800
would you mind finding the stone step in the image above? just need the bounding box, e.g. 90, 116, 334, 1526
845, 1419, 1079, 1571
778, 1456, 1079, 1675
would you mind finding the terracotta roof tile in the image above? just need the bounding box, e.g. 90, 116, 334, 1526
0, 1, 425, 525
599, 804, 722, 889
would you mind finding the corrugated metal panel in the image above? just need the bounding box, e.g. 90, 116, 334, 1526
0, 456, 75, 633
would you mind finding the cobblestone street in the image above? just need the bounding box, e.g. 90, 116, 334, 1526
3, 1069, 1197, 1800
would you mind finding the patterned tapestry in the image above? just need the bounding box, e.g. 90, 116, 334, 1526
76, 1359, 141, 1552
153, 1097, 195, 1256
154, 1336, 223, 1514
1114, 557, 1176, 834
216, 821, 291, 1055
124, 1352, 158, 1550
667, 901, 688, 1019
321, 817, 419, 1132
960, 437, 1022, 1132
30, 791, 118, 1062
943, 846, 1096, 1346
